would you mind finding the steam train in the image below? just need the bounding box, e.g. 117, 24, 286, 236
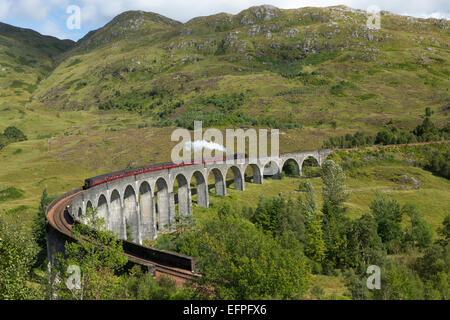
83, 153, 247, 190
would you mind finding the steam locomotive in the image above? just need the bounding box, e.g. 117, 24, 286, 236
83, 153, 247, 190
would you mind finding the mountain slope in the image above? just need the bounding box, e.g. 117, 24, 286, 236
34, 6, 449, 133
71, 10, 182, 54
0, 22, 74, 106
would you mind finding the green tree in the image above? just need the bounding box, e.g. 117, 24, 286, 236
372, 260, 425, 300
375, 130, 394, 145
3, 126, 27, 142
425, 150, 450, 179
438, 214, 450, 246
125, 266, 196, 300
320, 161, 350, 269
304, 211, 326, 264
402, 203, 433, 249
53, 207, 128, 300
178, 212, 311, 299
370, 193, 403, 253
346, 213, 385, 270
298, 181, 325, 264
280, 198, 306, 243
283, 161, 298, 176
416, 244, 449, 299
412, 108, 444, 142
32, 188, 53, 267
0, 217, 38, 299
252, 196, 305, 243
251, 195, 284, 237
321, 201, 349, 269
321, 160, 348, 212
415, 216, 450, 299
298, 180, 317, 215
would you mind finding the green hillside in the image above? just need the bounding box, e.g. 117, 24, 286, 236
0, 22, 74, 105
35, 5, 449, 137
0, 5, 449, 223
0, 22, 75, 139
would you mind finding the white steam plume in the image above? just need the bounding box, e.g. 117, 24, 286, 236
183, 140, 227, 153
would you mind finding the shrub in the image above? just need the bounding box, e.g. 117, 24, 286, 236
370, 193, 403, 253
126, 267, 195, 300
424, 149, 449, 179
0, 217, 39, 299
3, 126, 27, 142
0, 186, 24, 201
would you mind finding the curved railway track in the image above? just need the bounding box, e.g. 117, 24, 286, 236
46, 190, 197, 285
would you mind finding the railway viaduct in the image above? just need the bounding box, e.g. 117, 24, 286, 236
46, 140, 447, 283
69, 149, 332, 245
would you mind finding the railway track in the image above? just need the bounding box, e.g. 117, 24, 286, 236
46, 190, 197, 285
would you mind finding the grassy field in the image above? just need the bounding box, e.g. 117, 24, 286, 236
204, 161, 450, 232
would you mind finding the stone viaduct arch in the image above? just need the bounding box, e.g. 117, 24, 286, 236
207, 168, 226, 196
97, 194, 109, 225
139, 182, 154, 240
173, 173, 191, 216
70, 149, 332, 245
190, 171, 208, 208
124, 185, 139, 243
110, 189, 123, 238
226, 165, 245, 191
244, 163, 263, 184
155, 177, 170, 233
281, 158, 301, 176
